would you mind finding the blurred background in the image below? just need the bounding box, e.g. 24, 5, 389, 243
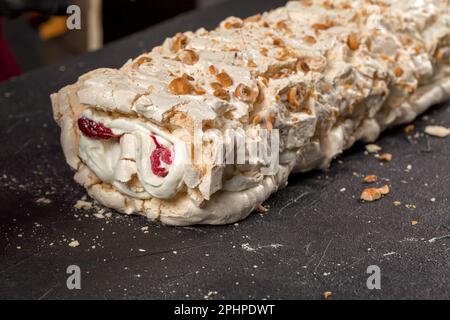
0, 0, 227, 82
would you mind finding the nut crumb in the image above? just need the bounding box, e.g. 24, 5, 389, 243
361, 185, 390, 202
364, 175, 378, 183
411, 220, 418, 226
323, 291, 332, 299
379, 153, 392, 162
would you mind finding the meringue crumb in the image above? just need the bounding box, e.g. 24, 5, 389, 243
378, 153, 392, 162
365, 144, 381, 153
323, 291, 332, 299
74, 200, 92, 210
424, 125, 450, 138
363, 175, 378, 183
68, 240, 80, 248
36, 197, 51, 205
361, 185, 390, 202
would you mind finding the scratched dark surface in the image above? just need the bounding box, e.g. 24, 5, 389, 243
0, 0, 449, 300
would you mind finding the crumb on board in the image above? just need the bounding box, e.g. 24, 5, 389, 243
411, 220, 418, 226
424, 125, 450, 138
393, 200, 402, 206
255, 204, 269, 213
74, 200, 92, 210
404, 124, 415, 134
68, 240, 80, 248
361, 185, 390, 202
365, 144, 382, 153
323, 291, 332, 299
36, 197, 51, 205
378, 153, 392, 162
363, 175, 378, 183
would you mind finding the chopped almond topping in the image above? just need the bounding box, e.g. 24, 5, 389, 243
180, 49, 199, 65
304, 35, 317, 44
365, 38, 372, 51
134, 56, 151, 68
288, 87, 300, 110
210, 82, 223, 91
297, 59, 310, 73
322, 0, 334, 9
347, 32, 359, 50
394, 67, 404, 77
171, 33, 187, 53
273, 37, 285, 47
260, 47, 269, 56
213, 88, 230, 100
266, 116, 273, 132
276, 20, 289, 31
168, 77, 194, 95
224, 18, 244, 29
209, 65, 218, 75
216, 71, 233, 88
251, 115, 261, 126
364, 175, 378, 183
234, 84, 255, 102
277, 48, 290, 61
379, 153, 392, 162
247, 60, 257, 68
244, 14, 262, 23
312, 22, 333, 31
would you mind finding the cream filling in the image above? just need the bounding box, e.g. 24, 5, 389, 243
78, 109, 188, 200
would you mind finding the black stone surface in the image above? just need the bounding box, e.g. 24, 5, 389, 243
0, 0, 449, 300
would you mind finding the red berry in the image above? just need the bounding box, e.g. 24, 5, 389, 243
150, 135, 173, 177
77, 117, 120, 140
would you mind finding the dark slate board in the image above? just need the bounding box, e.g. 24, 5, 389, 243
0, 0, 449, 300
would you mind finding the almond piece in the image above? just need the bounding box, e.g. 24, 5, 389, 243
180, 49, 199, 65
379, 153, 392, 162
133, 56, 151, 68
347, 32, 360, 50
297, 59, 310, 73
361, 188, 382, 202
247, 60, 257, 68
168, 77, 194, 95
209, 65, 218, 75
171, 33, 187, 53
213, 88, 230, 100
288, 87, 300, 109
394, 67, 404, 77
304, 35, 317, 44
216, 71, 233, 88
234, 83, 256, 102
364, 175, 378, 183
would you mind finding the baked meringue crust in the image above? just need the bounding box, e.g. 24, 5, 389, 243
52, 0, 450, 225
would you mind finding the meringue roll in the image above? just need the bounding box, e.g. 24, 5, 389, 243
51, 0, 450, 225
